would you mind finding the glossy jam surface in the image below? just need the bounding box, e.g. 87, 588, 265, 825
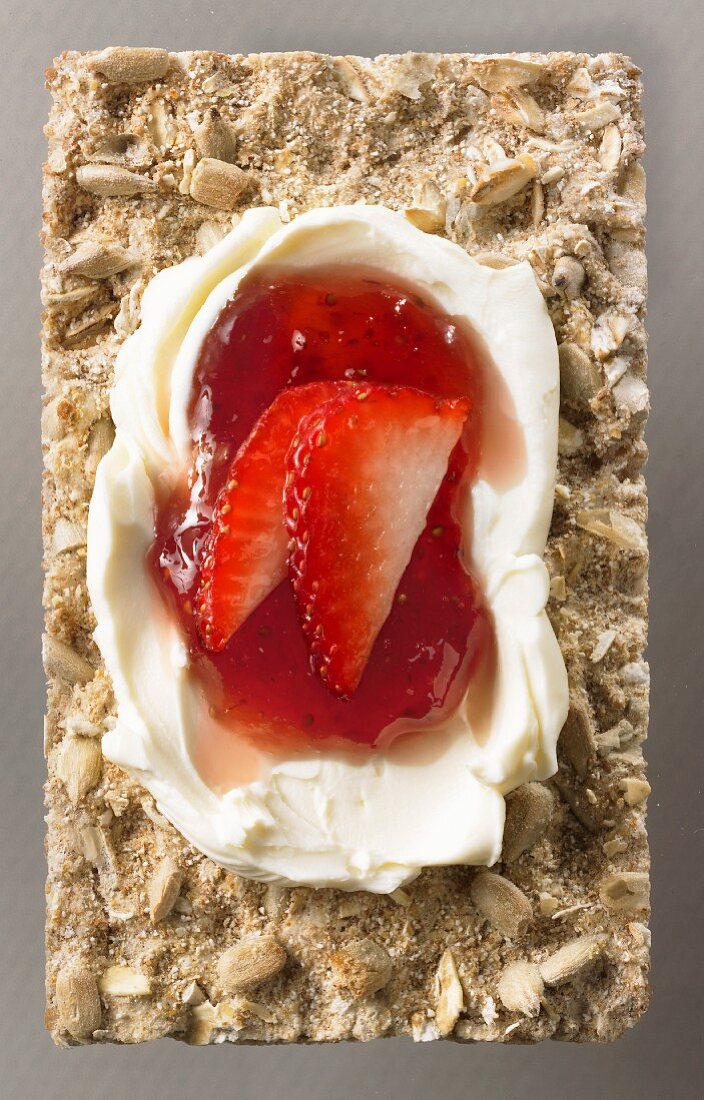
152, 266, 488, 750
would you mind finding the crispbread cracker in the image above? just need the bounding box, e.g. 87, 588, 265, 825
42, 49, 649, 1047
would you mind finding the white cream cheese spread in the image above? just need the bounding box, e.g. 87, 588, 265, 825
87, 205, 569, 892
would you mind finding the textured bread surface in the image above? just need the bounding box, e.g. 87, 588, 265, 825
42, 49, 649, 1047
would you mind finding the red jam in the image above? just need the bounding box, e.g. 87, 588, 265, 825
151, 266, 490, 751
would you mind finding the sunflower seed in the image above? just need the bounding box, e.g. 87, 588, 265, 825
148, 857, 183, 923
42, 634, 94, 684
331, 56, 377, 102
216, 935, 287, 993
502, 782, 553, 862
86, 417, 115, 478
195, 109, 236, 163
43, 285, 98, 314
189, 158, 253, 210
552, 256, 586, 299
56, 737, 102, 803
331, 938, 392, 997
98, 965, 151, 996
76, 164, 157, 197
541, 165, 565, 185
405, 181, 447, 233
558, 701, 596, 778
494, 87, 545, 132
87, 47, 170, 84
600, 871, 649, 911
573, 101, 621, 131
576, 510, 646, 553
52, 518, 86, 555
540, 935, 605, 986
598, 124, 622, 171
63, 302, 118, 347
558, 341, 601, 407
185, 1001, 216, 1044
181, 980, 206, 1006
471, 56, 545, 92
554, 777, 602, 833
605, 239, 647, 295
470, 154, 538, 206
620, 161, 646, 212
59, 241, 133, 280
496, 960, 543, 1016
566, 66, 593, 98
472, 251, 519, 269
75, 824, 113, 877
55, 967, 101, 1038
471, 871, 532, 938
146, 99, 175, 149
435, 949, 464, 1037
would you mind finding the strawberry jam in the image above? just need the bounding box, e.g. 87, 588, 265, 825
151, 266, 489, 750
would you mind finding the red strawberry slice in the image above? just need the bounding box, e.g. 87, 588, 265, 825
285, 384, 471, 698
196, 381, 351, 651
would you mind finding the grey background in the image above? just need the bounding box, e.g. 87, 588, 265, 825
1, 0, 702, 1096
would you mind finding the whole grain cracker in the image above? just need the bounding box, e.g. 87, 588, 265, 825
43, 49, 649, 1047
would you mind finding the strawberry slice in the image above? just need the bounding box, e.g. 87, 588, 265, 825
285, 384, 471, 697
195, 381, 351, 651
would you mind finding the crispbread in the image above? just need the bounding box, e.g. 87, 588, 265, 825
42, 49, 649, 1046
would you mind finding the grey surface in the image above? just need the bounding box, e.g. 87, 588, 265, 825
1, 0, 702, 1096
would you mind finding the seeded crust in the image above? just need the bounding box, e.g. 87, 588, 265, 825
42, 49, 649, 1047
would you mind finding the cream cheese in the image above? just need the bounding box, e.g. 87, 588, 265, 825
87, 205, 569, 892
